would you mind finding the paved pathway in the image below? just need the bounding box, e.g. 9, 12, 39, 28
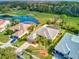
0, 38, 13, 48
52, 57, 56, 59
10, 45, 18, 49
16, 42, 30, 53
17, 54, 25, 59
0, 42, 4, 44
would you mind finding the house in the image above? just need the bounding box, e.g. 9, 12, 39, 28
0, 19, 10, 32
28, 24, 61, 41
10, 23, 32, 38
53, 33, 79, 59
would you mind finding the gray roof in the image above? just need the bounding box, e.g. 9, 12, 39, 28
55, 33, 79, 59
28, 24, 60, 41
36, 25, 60, 40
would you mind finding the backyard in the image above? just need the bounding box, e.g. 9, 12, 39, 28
23, 45, 52, 59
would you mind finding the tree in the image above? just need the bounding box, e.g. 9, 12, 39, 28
36, 35, 52, 49
5, 29, 14, 35
28, 25, 35, 32
11, 19, 20, 26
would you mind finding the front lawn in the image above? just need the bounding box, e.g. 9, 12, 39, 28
12, 33, 29, 47
0, 31, 10, 43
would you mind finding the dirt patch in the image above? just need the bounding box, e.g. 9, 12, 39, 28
39, 49, 48, 57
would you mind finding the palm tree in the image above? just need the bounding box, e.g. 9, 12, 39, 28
35, 35, 44, 49
35, 35, 52, 50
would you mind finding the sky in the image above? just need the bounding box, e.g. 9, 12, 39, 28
0, 0, 79, 2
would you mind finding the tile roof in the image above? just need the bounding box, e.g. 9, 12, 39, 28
0, 19, 5, 25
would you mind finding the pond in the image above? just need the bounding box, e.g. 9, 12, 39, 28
0, 16, 40, 25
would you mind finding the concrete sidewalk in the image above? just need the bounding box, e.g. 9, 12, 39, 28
16, 42, 30, 53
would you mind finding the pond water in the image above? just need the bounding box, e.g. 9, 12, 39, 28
0, 16, 40, 25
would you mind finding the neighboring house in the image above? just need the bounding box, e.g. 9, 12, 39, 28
0, 19, 10, 32
28, 24, 61, 41
53, 33, 79, 59
9, 22, 32, 38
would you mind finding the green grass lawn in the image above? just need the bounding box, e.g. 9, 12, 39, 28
31, 11, 79, 30
31, 11, 53, 24
67, 17, 79, 29
23, 52, 35, 59
31, 11, 53, 19
12, 40, 25, 47
0, 31, 10, 43
12, 33, 29, 47
4, 10, 29, 16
